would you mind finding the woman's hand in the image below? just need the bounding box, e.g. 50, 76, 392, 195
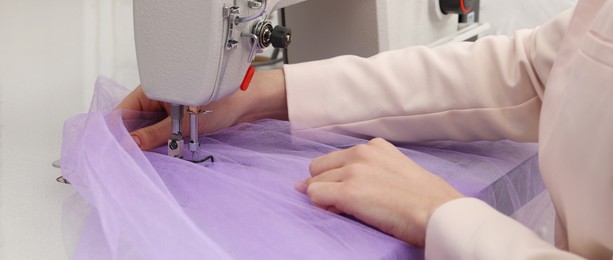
296, 138, 463, 247
115, 69, 288, 150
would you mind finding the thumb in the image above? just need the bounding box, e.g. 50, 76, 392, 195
130, 117, 172, 151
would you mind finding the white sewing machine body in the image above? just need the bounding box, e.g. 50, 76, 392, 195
134, 0, 305, 107
134, 0, 486, 107
134, 0, 308, 159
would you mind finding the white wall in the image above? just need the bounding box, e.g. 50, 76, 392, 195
0, 0, 137, 259
83, 0, 140, 102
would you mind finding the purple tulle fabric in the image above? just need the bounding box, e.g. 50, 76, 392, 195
61, 77, 549, 259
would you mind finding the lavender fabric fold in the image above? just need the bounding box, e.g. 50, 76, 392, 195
61, 77, 546, 259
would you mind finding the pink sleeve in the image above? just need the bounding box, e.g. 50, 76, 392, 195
283, 10, 571, 143
426, 198, 584, 259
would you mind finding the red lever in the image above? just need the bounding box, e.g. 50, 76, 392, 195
460, 0, 470, 14
240, 66, 256, 91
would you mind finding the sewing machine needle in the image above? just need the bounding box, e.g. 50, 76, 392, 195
188, 106, 200, 158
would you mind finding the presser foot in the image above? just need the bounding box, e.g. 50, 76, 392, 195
186, 107, 214, 163
189, 155, 215, 164
168, 138, 184, 158
185, 150, 215, 164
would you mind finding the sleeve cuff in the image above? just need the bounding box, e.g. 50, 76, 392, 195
425, 198, 578, 259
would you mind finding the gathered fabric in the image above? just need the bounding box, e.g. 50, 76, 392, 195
60, 77, 549, 259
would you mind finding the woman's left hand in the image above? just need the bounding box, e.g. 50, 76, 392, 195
296, 138, 463, 247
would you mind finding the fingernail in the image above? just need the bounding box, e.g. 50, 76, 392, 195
294, 179, 308, 193
131, 134, 142, 148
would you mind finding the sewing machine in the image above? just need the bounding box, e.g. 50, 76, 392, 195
134, 0, 304, 160
133, 0, 486, 160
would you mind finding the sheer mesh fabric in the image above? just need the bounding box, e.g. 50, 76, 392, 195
60, 77, 552, 259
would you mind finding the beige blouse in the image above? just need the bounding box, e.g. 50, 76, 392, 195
283, 0, 613, 258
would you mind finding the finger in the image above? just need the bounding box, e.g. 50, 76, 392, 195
115, 86, 165, 112
368, 137, 392, 148
369, 137, 401, 153
325, 206, 342, 214
308, 168, 347, 185
294, 178, 310, 193
130, 116, 172, 151
307, 182, 341, 209
309, 149, 348, 176
296, 168, 348, 194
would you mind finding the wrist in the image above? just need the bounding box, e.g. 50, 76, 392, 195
237, 69, 288, 123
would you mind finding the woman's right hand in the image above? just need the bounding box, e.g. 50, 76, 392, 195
115, 69, 288, 150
